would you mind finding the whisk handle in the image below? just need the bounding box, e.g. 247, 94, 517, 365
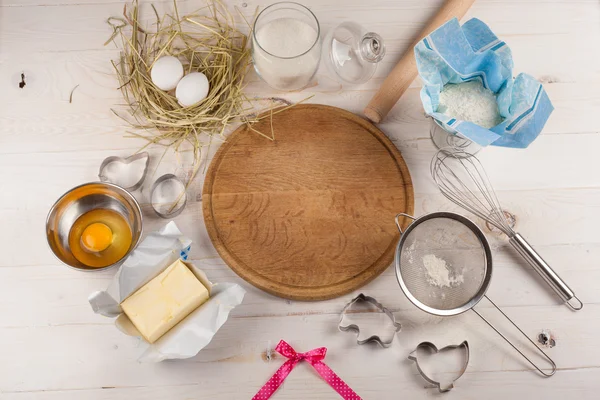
509, 233, 583, 311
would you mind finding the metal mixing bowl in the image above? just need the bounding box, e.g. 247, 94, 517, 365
46, 182, 143, 271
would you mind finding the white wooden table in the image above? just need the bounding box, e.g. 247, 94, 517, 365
2, 0, 599, 398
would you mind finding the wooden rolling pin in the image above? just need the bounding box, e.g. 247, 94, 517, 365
364, 0, 476, 123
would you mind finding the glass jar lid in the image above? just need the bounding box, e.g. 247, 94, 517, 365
323, 21, 385, 84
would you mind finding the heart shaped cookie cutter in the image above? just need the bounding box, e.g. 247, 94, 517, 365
408, 341, 470, 392
338, 293, 401, 347
98, 152, 150, 191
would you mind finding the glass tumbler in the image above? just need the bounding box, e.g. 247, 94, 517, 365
252, 2, 321, 91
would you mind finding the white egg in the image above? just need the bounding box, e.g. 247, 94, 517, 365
150, 56, 184, 91
176, 72, 210, 107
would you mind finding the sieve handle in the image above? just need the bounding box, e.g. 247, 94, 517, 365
473, 296, 556, 377
395, 213, 416, 234
509, 233, 583, 311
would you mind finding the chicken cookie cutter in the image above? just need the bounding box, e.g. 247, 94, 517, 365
408, 341, 470, 392
338, 293, 401, 347
98, 152, 150, 191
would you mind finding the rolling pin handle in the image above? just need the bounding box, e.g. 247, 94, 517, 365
364, 108, 382, 124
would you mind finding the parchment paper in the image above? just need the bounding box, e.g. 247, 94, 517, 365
88, 222, 245, 362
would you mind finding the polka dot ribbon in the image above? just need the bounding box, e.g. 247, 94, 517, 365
252, 340, 362, 400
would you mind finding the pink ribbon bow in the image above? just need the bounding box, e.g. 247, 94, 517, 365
252, 340, 362, 400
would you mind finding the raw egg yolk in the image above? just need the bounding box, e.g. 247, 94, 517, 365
81, 222, 113, 252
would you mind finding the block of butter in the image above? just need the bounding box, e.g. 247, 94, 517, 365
121, 259, 210, 343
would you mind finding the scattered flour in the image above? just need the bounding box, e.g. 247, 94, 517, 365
422, 254, 464, 288
438, 80, 503, 129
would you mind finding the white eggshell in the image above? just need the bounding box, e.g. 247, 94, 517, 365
176, 72, 210, 107
150, 56, 184, 91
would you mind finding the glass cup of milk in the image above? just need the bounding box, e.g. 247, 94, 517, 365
252, 2, 321, 91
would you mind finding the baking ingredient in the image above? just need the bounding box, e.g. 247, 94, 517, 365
438, 80, 503, 129
81, 222, 113, 252
253, 18, 320, 90
255, 18, 317, 57
120, 259, 210, 343
109, 1, 289, 178
406, 240, 416, 264
422, 254, 464, 288
176, 72, 210, 107
364, 0, 476, 124
68, 209, 132, 268
150, 56, 184, 91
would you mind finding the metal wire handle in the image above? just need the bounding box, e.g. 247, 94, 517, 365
509, 234, 583, 311
395, 213, 415, 234
472, 296, 556, 377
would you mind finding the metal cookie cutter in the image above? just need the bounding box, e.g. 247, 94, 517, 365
150, 174, 187, 218
408, 341, 470, 393
98, 152, 150, 191
338, 293, 401, 347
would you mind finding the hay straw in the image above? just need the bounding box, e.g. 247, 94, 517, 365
107, 0, 300, 179
69, 84, 80, 103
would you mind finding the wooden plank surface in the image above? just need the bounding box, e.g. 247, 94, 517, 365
1, 0, 599, 398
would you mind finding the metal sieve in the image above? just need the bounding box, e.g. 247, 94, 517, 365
394, 212, 556, 377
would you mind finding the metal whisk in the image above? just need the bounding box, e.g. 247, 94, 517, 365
431, 148, 583, 311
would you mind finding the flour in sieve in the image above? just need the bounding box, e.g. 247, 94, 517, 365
422, 254, 464, 288
406, 240, 416, 263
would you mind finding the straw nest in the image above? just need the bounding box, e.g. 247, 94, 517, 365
107, 0, 298, 175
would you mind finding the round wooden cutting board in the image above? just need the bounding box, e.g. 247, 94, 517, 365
203, 104, 414, 300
